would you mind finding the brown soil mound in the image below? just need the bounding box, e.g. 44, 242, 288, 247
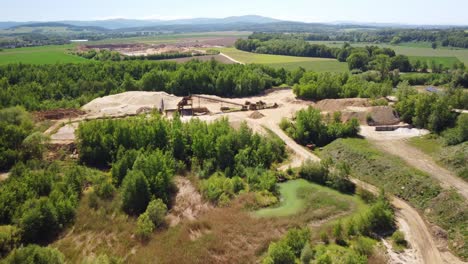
249, 111, 265, 119
368, 106, 400, 125
338, 106, 399, 125
33, 109, 85, 121
315, 98, 370, 112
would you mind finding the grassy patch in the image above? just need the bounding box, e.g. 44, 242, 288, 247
409, 56, 461, 68
0, 44, 87, 65
255, 179, 366, 220
213, 47, 348, 72
321, 138, 468, 260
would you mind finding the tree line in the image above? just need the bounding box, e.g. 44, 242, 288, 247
74, 49, 220, 62
0, 60, 289, 111
251, 29, 468, 49
235, 36, 413, 73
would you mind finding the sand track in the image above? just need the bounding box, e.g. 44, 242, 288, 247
372, 139, 468, 200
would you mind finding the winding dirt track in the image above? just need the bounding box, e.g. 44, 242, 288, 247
372, 139, 468, 200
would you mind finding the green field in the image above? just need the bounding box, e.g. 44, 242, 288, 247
309, 41, 468, 64
255, 179, 365, 218
0, 44, 87, 64
408, 56, 461, 68
214, 47, 348, 72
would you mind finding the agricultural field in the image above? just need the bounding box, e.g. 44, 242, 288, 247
211, 47, 348, 72
309, 40, 468, 64
0, 44, 86, 64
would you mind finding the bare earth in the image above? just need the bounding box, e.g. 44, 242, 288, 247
166, 177, 212, 227
372, 139, 468, 200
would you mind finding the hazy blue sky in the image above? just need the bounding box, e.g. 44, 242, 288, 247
2, 0, 467, 25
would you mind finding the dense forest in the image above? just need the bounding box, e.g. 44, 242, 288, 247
0, 60, 289, 110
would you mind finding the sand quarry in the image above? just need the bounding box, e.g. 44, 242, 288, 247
44, 89, 463, 264
48, 89, 425, 144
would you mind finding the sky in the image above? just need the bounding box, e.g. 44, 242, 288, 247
1, 0, 467, 25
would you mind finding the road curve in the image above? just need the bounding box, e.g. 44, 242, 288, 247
372, 139, 468, 200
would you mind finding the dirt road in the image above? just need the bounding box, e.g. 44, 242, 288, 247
265, 122, 460, 264
372, 139, 468, 200
219, 52, 244, 64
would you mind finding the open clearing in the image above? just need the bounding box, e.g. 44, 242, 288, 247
210, 47, 348, 72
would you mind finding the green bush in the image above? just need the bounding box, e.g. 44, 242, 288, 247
2, 244, 64, 264
135, 212, 155, 241
284, 228, 310, 257
145, 199, 167, 227
391, 231, 408, 248
121, 170, 151, 215
0, 225, 21, 258
263, 241, 295, 264
18, 197, 59, 243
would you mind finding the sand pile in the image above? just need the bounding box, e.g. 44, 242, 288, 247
249, 111, 265, 119
82, 91, 181, 117
315, 98, 370, 112
368, 106, 400, 125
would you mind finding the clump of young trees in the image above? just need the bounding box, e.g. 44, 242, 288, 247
77, 114, 286, 235
395, 81, 467, 134
0, 60, 288, 111
292, 72, 394, 100
0, 107, 49, 171
0, 161, 93, 258
280, 106, 360, 147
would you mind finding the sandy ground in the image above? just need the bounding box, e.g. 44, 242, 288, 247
0, 172, 9, 181
372, 139, 468, 200
50, 123, 79, 144
44, 88, 464, 264
360, 126, 430, 140
166, 177, 212, 227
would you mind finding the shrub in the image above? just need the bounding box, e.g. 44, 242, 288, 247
298, 160, 328, 184
391, 231, 407, 248
0, 225, 21, 258
88, 191, 99, 210
3, 244, 65, 264
263, 241, 295, 264
18, 197, 59, 243
284, 227, 310, 257
95, 179, 116, 199
121, 170, 151, 215
300, 243, 314, 264
352, 236, 375, 256
135, 212, 155, 241
145, 199, 167, 227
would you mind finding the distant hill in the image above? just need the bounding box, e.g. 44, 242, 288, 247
1, 15, 284, 30
0, 22, 109, 34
